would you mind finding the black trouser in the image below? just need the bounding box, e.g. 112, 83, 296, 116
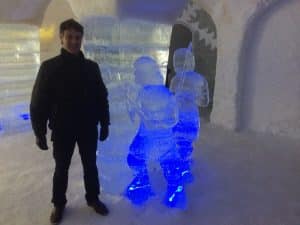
51, 126, 99, 207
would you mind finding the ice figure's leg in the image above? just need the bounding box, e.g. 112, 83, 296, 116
160, 149, 186, 209
125, 133, 153, 204
177, 141, 194, 183
173, 119, 199, 184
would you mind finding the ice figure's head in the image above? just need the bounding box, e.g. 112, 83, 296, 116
133, 56, 163, 86
173, 47, 195, 74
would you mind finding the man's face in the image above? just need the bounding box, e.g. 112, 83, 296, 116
60, 29, 83, 55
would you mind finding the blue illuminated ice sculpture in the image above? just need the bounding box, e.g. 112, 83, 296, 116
170, 44, 209, 185
125, 56, 189, 208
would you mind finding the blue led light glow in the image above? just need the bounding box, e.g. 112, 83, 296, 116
20, 113, 30, 121
125, 56, 190, 208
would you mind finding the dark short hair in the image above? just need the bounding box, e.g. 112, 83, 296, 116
59, 19, 84, 35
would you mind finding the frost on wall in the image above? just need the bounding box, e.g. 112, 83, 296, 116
240, 0, 300, 139
0, 24, 40, 134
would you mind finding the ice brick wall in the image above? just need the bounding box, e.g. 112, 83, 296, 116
0, 24, 40, 134
82, 16, 172, 84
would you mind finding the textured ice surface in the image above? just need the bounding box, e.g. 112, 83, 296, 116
82, 17, 172, 195
82, 16, 172, 83
0, 24, 40, 135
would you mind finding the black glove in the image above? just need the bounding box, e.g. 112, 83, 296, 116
99, 125, 109, 141
35, 135, 48, 150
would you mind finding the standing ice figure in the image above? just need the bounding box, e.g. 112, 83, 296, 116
170, 45, 209, 184
126, 56, 187, 208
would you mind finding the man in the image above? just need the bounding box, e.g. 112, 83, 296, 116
30, 19, 110, 224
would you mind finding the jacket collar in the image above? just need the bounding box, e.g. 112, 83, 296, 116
60, 48, 85, 63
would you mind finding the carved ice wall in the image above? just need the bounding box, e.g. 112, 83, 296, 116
0, 24, 40, 134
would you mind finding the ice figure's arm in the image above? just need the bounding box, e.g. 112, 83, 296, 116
169, 74, 183, 95
94, 64, 110, 127
169, 75, 176, 94
124, 83, 141, 122
126, 101, 137, 122
30, 62, 51, 137
198, 76, 210, 107
167, 94, 179, 127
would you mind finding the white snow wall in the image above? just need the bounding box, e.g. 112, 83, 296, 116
239, 0, 300, 139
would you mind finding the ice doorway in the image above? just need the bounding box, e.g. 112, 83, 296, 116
167, 7, 217, 121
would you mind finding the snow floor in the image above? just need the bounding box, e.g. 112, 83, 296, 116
0, 123, 300, 225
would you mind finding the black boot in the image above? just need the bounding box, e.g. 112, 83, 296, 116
87, 200, 109, 216
50, 206, 65, 224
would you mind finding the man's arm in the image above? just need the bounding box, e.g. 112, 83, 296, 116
30, 62, 51, 139
94, 64, 110, 127
94, 63, 110, 141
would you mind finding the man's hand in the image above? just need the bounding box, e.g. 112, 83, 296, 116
99, 126, 109, 141
36, 135, 48, 150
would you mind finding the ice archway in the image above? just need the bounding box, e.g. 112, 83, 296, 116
238, 0, 300, 139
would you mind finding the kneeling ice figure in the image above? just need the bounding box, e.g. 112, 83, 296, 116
170, 45, 209, 184
125, 56, 187, 208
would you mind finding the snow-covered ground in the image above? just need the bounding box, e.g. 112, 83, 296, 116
0, 123, 299, 225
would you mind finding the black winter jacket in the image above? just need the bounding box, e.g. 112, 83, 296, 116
30, 48, 110, 138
